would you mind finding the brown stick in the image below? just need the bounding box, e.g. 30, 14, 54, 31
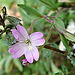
44, 45, 66, 54
44, 45, 75, 58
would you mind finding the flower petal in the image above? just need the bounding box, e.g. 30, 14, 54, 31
17, 25, 29, 39
31, 39, 45, 46
30, 32, 43, 41
8, 42, 25, 53
31, 46, 39, 61
13, 49, 24, 58
12, 25, 29, 41
25, 46, 33, 63
12, 43, 26, 58
12, 29, 24, 41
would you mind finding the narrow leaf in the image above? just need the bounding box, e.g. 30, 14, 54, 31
60, 34, 70, 53
72, 57, 75, 66
5, 55, 13, 73
39, 0, 58, 10
55, 18, 65, 33
61, 64, 68, 75
65, 33, 75, 42
55, 18, 65, 29
23, 0, 26, 5
18, 4, 42, 19
13, 59, 23, 72
55, 72, 62, 75
50, 61, 64, 74
0, 58, 6, 70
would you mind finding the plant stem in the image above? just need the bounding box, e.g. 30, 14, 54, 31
38, 26, 53, 50
58, 26, 75, 36
29, 19, 37, 35
38, 15, 54, 50
53, 25, 65, 35
55, 10, 60, 18
43, 15, 54, 23
68, 68, 75, 74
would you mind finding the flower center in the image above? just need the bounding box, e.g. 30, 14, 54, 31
24, 39, 31, 45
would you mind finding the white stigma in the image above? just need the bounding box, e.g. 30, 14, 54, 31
29, 46, 32, 50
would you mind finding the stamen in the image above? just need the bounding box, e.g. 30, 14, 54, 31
29, 46, 32, 50
24, 39, 31, 45
20, 41, 23, 42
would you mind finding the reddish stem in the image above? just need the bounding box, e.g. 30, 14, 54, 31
29, 19, 37, 35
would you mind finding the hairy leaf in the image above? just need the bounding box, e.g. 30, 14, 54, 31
18, 4, 42, 19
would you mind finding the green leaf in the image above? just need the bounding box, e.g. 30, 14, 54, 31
39, 0, 58, 10
65, 33, 75, 42
55, 18, 65, 33
55, 18, 65, 29
0, 70, 5, 75
0, 58, 6, 70
60, 34, 70, 53
5, 39, 12, 46
18, 4, 42, 19
13, 59, 23, 72
18, 7, 32, 23
42, 48, 51, 58
50, 61, 64, 75
5, 55, 13, 73
51, 43, 59, 49
55, 72, 63, 75
7, 16, 21, 25
61, 64, 68, 75
72, 57, 75, 66
23, 0, 26, 5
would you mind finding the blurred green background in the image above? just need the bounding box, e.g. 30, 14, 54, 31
0, 0, 75, 75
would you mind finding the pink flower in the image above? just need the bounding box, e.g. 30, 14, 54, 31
8, 25, 45, 63
22, 59, 28, 66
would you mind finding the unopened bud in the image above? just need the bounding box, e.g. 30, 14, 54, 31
22, 59, 28, 66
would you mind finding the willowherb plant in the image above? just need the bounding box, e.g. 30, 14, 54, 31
0, 0, 75, 74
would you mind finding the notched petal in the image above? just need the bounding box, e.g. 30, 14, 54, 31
30, 32, 43, 40
25, 46, 33, 63
17, 25, 28, 39
31, 46, 39, 61
31, 39, 45, 46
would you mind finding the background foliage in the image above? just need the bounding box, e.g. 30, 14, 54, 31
0, 0, 75, 75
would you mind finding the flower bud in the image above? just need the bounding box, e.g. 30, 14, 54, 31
22, 59, 28, 66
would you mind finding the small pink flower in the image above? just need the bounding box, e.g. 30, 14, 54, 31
22, 59, 28, 66
8, 25, 45, 63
